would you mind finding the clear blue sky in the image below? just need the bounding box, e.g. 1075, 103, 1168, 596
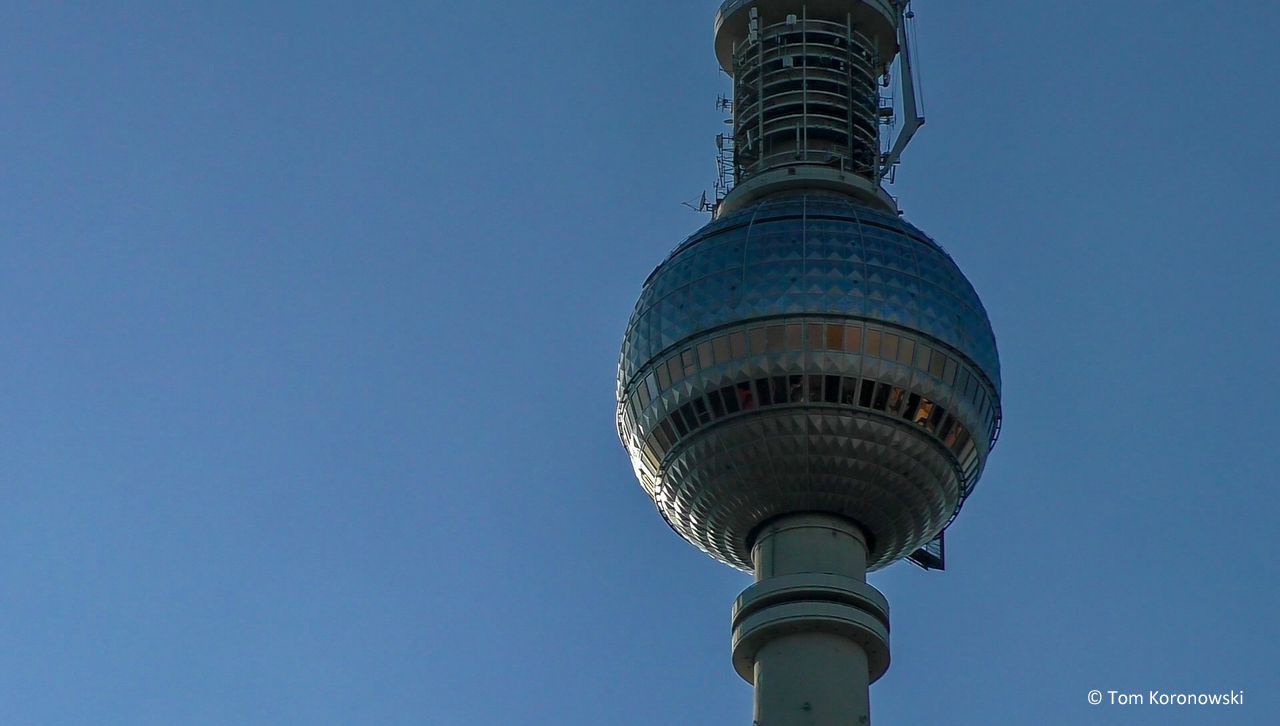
2, 1, 1277, 724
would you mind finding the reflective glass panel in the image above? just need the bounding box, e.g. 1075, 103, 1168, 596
826, 324, 844, 351
668, 357, 685, 384
897, 339, 915, 365
824, 375, 842, 403
866, 330, 882, 358
845, 326, 862, 353
708, 389, 726, 418
859, 379, 876, 407
721, 385, 741, 414
713, 335, 731, 363
692, 398, 712, 425
807, 324, 824, 350
930, 351, 946, 378
881, 334, 899, 362
757, 378, 774, 406
807, 375, 823, 403
786, 324, 803, 351
766, 326, 785, 352
698, 342, 714, 370
872, 382, 891, 410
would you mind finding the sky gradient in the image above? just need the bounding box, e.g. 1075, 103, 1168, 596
1, 1, 1277, 723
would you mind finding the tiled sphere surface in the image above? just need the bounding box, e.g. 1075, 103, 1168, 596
617, 194, 1001, 571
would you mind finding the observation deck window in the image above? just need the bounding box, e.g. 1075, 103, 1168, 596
721, 385, 743, 414
766, 325, 786, 352
713, 335, 732, 363
897, 339, 915, 366
825, 323, 845, 351
698, 341, 715, 370
881, 333, 899, 361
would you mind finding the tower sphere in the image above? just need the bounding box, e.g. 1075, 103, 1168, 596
617, 194, 1001, 571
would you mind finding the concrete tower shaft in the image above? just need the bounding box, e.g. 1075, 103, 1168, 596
713, 0, 919, 215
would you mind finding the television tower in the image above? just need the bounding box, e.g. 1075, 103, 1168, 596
617, 1, 1001, 724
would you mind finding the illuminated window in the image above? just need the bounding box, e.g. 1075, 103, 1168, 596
866, 330, 882, 358
897, 338, 915, 365
914, 399, 934, 426
887, 386, 907, 415
730, 331, 748, 358
825, 324, 844, 350
881, 334, 899, 361
786, 324, 803, 351
844, 326, 862, 353
713, 335, 731, 363
697, 341, 714, 370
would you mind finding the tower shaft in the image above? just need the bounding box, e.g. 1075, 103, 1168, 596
732, 514, 890, 725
